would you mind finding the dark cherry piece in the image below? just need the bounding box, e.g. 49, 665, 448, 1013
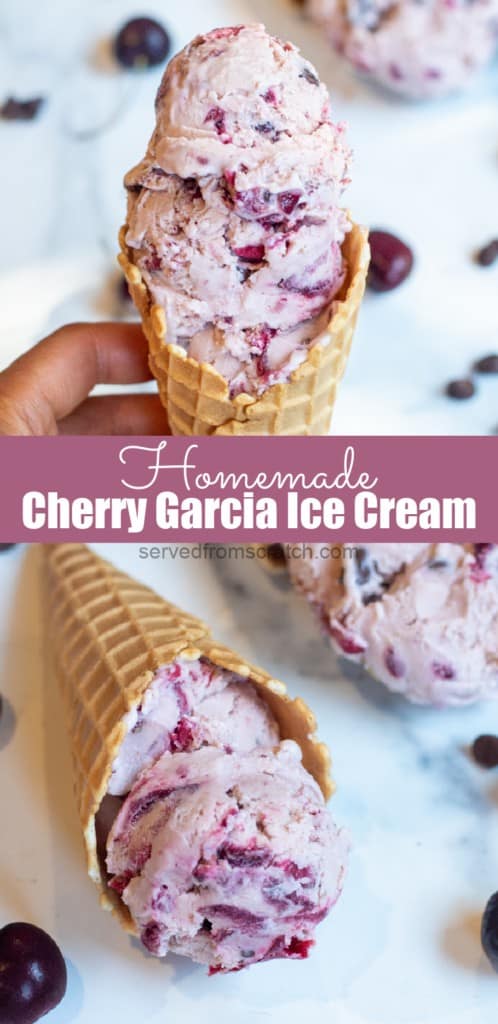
0, 922, 67, 1024
1, 98, 44, 121
482, 892, 498, 972
472, 734, 498, 769
474, 354, 498, 375
114, 17, 171, 69
367, 230, 414, 292
475, 240, 498, 267
445, 378, 475, 400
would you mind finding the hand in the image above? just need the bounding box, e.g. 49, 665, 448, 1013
0, 322, 169, 436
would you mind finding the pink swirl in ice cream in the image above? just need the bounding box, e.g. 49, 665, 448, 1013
108, 657, 279, 796
124, 23, 352, 396
309, 0, 498, 99
289, 543, 498, 705
107, 743, 347, 973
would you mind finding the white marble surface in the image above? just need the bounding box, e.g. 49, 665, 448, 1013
1, 0, 498, 433
1, 542, 498, 1023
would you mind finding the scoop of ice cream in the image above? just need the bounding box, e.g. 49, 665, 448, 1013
124, 23, 352, 397
108, 656, 279, 796
308, 0, 498, 99
107, 742, 347, 972
289, 543, 498, 705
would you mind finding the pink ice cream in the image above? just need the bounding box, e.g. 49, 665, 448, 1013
308, 0, 498, 99
108, 657, 279, 796
289, 543, 498, 706
107, 742, 347, 973
124, 23, 352, 397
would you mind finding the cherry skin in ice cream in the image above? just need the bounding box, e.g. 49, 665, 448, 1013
0, 923, 67, 1024
308, 0, 498, 99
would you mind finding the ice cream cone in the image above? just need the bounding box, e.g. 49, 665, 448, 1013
118, 221, 369, 436
44, 544, 333, 931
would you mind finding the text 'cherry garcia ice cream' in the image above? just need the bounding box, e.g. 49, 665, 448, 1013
120, 24, 369, 435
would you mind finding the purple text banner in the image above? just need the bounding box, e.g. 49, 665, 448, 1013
0, 436, 495, 542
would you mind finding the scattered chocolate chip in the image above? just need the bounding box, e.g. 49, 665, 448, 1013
367, 229, 414, 293
482, 892, 498, 972
475, 240, 498, 268
474, 354, 498, 375
427, 558, 448, 569
0, 922, 67, 1024
0, 97, 45, 121
472, 734, 498, 769
114, 17, 171, 69
445, 378, 475, 400
0, 544, 16, 552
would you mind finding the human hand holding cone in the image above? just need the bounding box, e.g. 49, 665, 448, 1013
44, 544, 344, 970
118, 24, 369, 436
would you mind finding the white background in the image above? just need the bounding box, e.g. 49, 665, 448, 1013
0, 0, 497, 434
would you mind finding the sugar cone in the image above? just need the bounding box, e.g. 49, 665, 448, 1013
44, 544, 333, 931
118, 221, 370, 436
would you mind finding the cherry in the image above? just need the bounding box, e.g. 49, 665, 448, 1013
0, 922, 67, 1024
368, 230, 414, 292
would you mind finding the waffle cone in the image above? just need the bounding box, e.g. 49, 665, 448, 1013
118, 221, 369, 436
44, 544, 333, 932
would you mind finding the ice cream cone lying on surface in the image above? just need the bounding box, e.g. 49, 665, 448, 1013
118, 23, 369, 436
45, 544, 348, 973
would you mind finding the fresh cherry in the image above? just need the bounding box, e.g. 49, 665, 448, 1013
114, 17, 171, 69
0, 922, 67, 1024
367, 230, 414, 293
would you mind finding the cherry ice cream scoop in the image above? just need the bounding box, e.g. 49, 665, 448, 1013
107, 743, 347, 973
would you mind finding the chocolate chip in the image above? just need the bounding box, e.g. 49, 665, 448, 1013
363, 592, 382, 605
1, 96, 45, 120
475, 240, 498, 267
472, 734, 498, 769
445, 378, 475, 400
427, 558, 447, 569
474, 354, 498, 374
